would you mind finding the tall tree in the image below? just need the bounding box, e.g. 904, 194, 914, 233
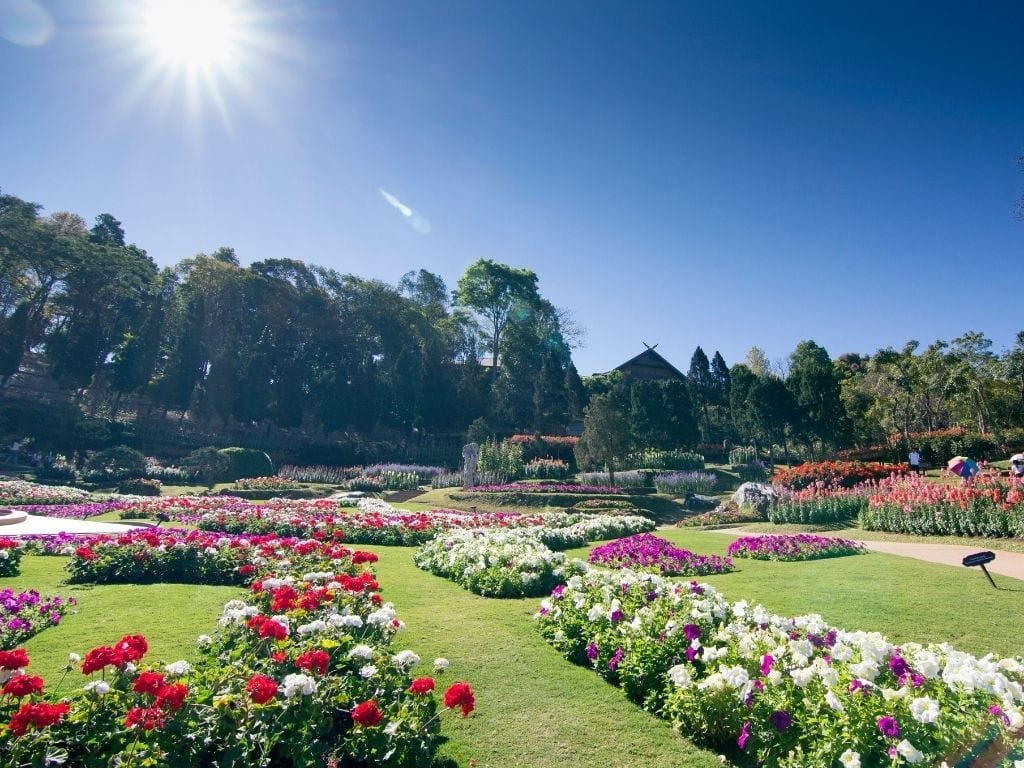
454, 259, 540, 369
787, 340, 847, 455
687, 346, 712, 438
575, 393, 631, 484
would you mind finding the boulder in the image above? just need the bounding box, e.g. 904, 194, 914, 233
731, 482, 778, 514
684, 493, 719, 511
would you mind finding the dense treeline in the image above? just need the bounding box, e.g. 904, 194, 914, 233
0, 191, 584, 445
3, 189, 1023, 463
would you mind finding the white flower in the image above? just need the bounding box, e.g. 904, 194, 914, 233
434, 658, 449, 672
909, 696, 940, 724
196, 635, 213, 647
896, 739, 924, 764
790, 667, 815, 688
68, 652, 82, 664
825, 691, 845, 712
359, 664, 378, 679
348, 644, 374, 660
297, 620, 327, 636
392, 650, 420, 671
282, 673, 317, 698
839, 749, 860, 768
164, 660, 192, 677
881, 686, 907, 702
84, 680, 110, 696
667, 664, 692, 688
384, 720, 400, 736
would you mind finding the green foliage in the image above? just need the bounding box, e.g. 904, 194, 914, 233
477, 439, 524, 480
217, 447, 273, 481
183, 447, 231, 489
623, 448, 705, 471
116, 477, 162, 496
84, 445, 147, 481
728, 446, 758, 465
575, 394, 631, 481
768, 494, 867, 524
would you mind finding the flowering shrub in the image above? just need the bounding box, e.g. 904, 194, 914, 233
653, 471, 717, 497
1, 588, 75, 649
63, 531, 371, 586
569, 498, 638, 512
535, 514, 655, 550
767, 484, 868, 524
414, 529, 583, 598
861, 473, 1024, 537
623, 449, 705, 471
467, 482, 626, 495
523, 458, 571, 480
535, 567, 1024, 768
726, 534, 865, 561
233, 476, 302, 492
676, 506, 763, 528
729, 446, 758, 466
117, 477, 162, 496
772, 461, 909, 490
0, 537, 23, 577
0, 481, 90, 506
1, 538, 473, 766
588, 533, 734, 576
577, 470, 652, 488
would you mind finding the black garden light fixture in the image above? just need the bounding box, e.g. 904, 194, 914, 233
962, 551, 998, 589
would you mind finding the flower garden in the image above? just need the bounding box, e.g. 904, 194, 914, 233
3, 471, 1024, 766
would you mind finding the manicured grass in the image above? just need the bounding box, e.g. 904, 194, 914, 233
2, 555, 244, 690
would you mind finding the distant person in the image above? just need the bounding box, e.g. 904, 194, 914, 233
908, 449, 921, 475
961, 458, 980, 481
1011, 454, 1024, 481
6, 440, 21, 464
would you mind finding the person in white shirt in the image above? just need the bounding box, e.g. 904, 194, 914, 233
908, 449, 921, 475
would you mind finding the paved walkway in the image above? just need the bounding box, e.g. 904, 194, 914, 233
707, 527, 1024, 582
0, 513, 149, 536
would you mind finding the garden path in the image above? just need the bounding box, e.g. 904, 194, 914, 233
2, 514, 149, 536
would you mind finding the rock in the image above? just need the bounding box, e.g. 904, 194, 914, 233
731, 482, 778, 514
684, 494, 719, 511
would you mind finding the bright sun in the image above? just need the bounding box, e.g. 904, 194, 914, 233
143, 0, 238, 68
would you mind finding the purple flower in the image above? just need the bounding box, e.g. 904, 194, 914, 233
550, 584, 564, 598
877, 716, 900, 739
888, 655, 910, 677
759, 654, 774, 676
609, 610, 623, 623
608, 647, 623, 671
586, 643, 598, 661
737, 720, 751, 749
768, 710, 792, 732
683, 624, 702, 641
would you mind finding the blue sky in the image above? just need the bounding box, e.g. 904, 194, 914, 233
2, 0, 1022, 375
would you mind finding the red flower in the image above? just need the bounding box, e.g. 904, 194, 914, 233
132, 671, 166, 695
352, 699, 383, 727
443, 682, 475, 716
7, 701, 70, 736
270, 585, 299, 612
245, 674, 278, 704
155, 683, 188, 711
408, 677, 435, 695
116, 635, 148, 663
271, 651, 287, 664
124, 706, 166, 730
295, 650, 330, 676
75, 546, 97, 560
0, 648, 29, 670
81, 646, 124, 674
2, 675, 44, 697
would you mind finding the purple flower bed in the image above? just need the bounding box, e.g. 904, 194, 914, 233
1, 588, 76, 649
726, 533, 865, 561
469, 483, 625, 495
13, 501, 138, 520
588, 533, 734, 576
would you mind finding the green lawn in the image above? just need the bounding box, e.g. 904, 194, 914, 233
5, 529, 1024, 767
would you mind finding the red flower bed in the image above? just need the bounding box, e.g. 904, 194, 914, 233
772, 461, 908, 490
